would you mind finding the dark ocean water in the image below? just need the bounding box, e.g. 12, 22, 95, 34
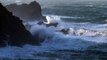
30, 3, 107, 60
42, 3, 107, 24
0, 2, 107, 60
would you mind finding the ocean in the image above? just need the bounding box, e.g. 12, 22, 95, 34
0, 1, 107, 60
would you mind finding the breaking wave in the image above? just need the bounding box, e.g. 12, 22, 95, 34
0, 15, 107, 59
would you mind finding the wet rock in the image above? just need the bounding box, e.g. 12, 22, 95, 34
0, 3, 40, 47
60, 28, 70, 35
45, 23, 58, 27
6, 1, 45, 21
37, 21, 58, 27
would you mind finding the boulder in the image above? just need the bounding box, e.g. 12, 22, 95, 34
37, 21, 58, 27
6, 1, 45, 21
0, 3, 40, 47
60, 28, 70, 35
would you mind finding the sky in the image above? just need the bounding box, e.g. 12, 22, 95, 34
0, 0, 107, 5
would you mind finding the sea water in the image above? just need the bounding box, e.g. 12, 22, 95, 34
0, 1, 107, 60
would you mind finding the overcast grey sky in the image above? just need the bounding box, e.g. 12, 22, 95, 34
0, 0, 107, 5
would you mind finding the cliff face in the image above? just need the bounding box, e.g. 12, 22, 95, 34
6, 1, 45, 21
0, 3, 40, 47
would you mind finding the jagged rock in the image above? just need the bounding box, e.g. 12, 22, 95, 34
6, 1, 45, 21
37, 21, 58, 27
0, 34, 6, 47
0, 3, 40, 47
60, 28, 70, 35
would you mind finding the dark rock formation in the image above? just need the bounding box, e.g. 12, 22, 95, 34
6, 1, 46, 21
37, 21, 58, 27
60, 28, 70, 35
0, 3, 40, 47
45, 23, 58, 27
0, 34, 7, 47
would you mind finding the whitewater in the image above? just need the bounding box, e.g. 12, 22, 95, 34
0, 15, 107, 60
0, 1, 107, 60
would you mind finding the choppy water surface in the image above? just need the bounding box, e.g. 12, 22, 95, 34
0, 1, 107, 60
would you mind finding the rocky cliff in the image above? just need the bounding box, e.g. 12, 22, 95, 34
0, 3, 40, 47
6, 1, 45, 21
